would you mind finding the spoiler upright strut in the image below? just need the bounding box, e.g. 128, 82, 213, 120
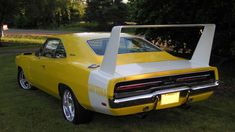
100, 24, 216, 75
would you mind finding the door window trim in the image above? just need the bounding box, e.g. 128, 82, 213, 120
40, 38, 67, 59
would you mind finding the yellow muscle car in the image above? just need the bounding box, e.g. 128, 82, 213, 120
15, 24, 219, 124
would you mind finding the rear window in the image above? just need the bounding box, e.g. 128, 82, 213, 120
87, 37, 161, 55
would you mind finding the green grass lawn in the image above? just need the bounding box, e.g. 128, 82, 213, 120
0, 52, 235, 131
0, 22, 95, 47
58, 22, 98, 32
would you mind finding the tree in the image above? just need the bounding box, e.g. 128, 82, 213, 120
0, 0, 20, 46
85, 0, 129, 30
128, 0, 235, 57
13, 0, 83, 28
0, 0, 19, 24
0, 0, 84, 30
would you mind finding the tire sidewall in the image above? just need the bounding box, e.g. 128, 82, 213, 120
17, 69, 32, 90
61, 88, 79, 124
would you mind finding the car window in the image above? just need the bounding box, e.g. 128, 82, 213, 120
55, 42, 66, 58
42, 39, 66, 58
87, 37, 161, 55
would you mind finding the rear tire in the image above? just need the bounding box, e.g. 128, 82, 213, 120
61, 88, 93, 124
17, 69, 33, 90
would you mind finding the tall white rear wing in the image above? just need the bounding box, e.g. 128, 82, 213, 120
100, 24, 216, 75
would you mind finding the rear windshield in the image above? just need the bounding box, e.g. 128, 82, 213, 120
87, 37, 161, 55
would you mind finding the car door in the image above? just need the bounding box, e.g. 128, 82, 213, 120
30, 38, 67, 96
29, 41, 49, 89
40, 39, 67, 96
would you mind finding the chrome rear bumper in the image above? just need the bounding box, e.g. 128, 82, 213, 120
109, 81, 219, 108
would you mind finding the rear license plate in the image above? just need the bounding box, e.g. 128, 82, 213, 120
160, 92, 180, 105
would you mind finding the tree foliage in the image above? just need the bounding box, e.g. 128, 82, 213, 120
0, 0, 85, 29
0, 0, 19, 24
85, 0, 129, 30
128, 0, 235, 57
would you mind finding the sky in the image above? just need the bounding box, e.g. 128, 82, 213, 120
123, 0, 128, 3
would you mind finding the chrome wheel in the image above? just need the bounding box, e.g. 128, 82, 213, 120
62, 90, 75, 122
19, 70, 31, 90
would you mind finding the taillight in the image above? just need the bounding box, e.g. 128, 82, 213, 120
176, 74, 210, 82
116, 81, 162, 91
114, 71, 215, 99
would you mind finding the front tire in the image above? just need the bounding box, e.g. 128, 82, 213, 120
61, 88, 93, 124
17, 69, 32, 90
